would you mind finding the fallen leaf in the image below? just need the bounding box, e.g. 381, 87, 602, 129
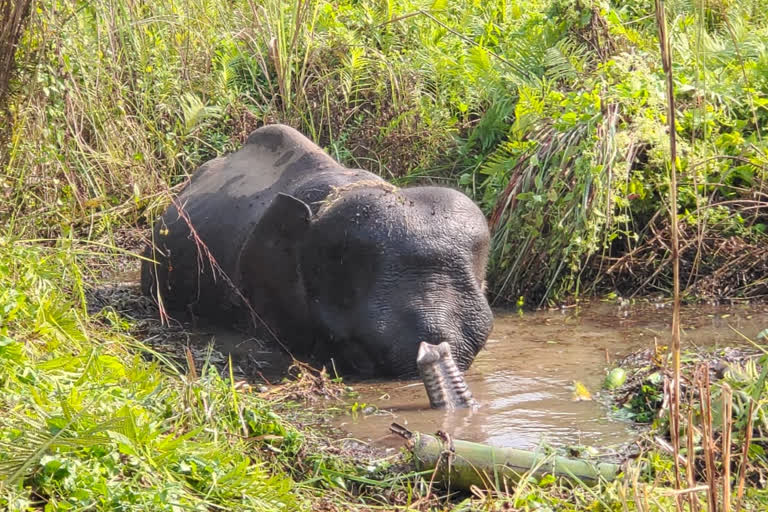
572, 380, 592, 401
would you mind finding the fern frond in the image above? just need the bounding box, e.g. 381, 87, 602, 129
179, 93, 222, 135
544, 38, 591, 83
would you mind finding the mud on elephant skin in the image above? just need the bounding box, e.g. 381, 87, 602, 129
141, 124, 493, 378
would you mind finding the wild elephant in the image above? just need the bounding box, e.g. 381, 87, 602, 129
142, 124, 492, 384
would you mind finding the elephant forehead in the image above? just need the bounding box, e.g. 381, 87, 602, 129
379, 187, 487, 237
315, 187, 488, 252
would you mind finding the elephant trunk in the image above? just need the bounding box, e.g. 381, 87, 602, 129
416, 342, 477, 409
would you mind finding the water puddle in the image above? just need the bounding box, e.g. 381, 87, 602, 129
334, 302, 767, 451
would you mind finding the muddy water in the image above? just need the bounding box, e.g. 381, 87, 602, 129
334, 302, 767, 451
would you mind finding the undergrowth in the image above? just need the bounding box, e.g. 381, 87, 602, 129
0, 241, 307, 510
2, 0, 767, 306
609, 342, 768, 510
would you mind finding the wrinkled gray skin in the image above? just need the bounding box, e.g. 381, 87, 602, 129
142, 124, 493, 378
417, 342, 477, 409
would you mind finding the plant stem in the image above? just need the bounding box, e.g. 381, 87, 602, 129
654, 0, 682, 501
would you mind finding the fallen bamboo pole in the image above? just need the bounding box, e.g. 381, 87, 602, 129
392, 424, 621, 490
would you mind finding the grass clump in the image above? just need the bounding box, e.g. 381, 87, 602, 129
0, 240, 304, 511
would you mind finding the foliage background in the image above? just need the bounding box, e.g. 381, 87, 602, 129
2, 0, 768, 306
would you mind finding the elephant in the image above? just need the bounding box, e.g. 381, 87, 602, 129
141, 124, 493, 381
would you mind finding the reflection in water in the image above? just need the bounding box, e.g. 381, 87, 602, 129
335, 302, 768, 451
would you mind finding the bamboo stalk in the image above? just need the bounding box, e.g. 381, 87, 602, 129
404, 429, 620, 489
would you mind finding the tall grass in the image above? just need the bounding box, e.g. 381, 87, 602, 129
655, 0, 683, 501
7, 0, 767, 305
2, 2, 767, 296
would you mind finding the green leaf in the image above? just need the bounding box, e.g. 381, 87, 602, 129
467, 46, 492, 76
0, 336, 23, 362
431, 0, 448, 10
516, 192, 534, 201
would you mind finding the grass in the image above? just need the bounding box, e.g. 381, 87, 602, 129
0, 241, 307, 510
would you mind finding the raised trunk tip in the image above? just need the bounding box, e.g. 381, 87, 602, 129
417, 341, 477, 409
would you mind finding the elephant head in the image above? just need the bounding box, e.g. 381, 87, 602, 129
241, 183, 494, 378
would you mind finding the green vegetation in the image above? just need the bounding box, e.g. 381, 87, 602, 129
0, 242, 305, 510
2, 0, 768, 510
2, 0, 767, 305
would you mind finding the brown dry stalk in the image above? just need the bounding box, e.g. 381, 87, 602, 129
735, 400, 755, 512
687, 406, 699, 512
721, 384, 733, 512
185, 346, 198, 381
699, 365, 719, 512
655, 0, 683, 500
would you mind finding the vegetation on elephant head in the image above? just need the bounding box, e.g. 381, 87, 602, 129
2, 0, 767, 306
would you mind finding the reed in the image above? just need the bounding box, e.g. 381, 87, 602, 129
655, 0, 683, 504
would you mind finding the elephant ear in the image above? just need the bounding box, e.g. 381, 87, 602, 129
237, 193, 312, 314
261, 192, 312, 238
241, 193, 311, 261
